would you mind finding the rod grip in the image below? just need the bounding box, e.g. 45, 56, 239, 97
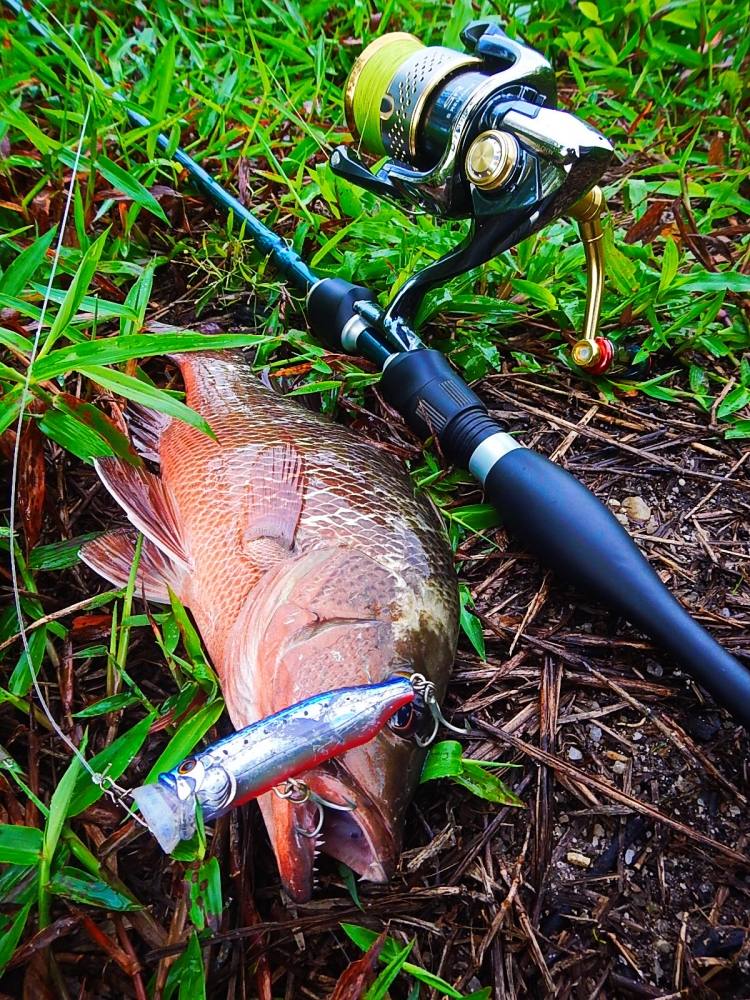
484, 448, 750, 728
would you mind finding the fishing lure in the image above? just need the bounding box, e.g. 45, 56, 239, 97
132, 675, 452, 852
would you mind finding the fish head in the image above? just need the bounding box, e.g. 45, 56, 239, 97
223, 544, 458, 901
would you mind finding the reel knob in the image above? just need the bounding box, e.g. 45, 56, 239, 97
465, 130, 519, 191
571, 337, 614, 374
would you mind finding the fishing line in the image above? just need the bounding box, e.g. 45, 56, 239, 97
3, 3, 315, 821
6, 98, 141, 819
9, 105, 93, 767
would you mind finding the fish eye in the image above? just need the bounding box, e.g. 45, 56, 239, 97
178, 758, 196, 775
389, 703, 416, 736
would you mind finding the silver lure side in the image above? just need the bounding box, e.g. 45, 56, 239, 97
131, 677, 415, 852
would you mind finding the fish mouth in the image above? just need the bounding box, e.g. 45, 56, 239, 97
310, 760, 397, 884
259, 759, 398, 902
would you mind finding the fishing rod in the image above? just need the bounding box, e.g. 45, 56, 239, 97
5, 1, 750, 729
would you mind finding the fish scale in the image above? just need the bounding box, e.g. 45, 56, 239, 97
81, 349, 458, 900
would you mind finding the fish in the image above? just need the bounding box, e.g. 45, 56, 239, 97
133, 676, 416, 853
80, 350, 459, 900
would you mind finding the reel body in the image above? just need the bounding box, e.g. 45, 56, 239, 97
332, 21, 624, 375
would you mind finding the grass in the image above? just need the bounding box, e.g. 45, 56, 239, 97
0, 0, 748, 996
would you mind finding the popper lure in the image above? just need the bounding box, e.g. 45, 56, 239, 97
133, 676, 428, 853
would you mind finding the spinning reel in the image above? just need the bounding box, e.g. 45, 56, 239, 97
331, 20, 626, 375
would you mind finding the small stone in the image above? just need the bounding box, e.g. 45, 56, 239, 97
624, 848, 636, 864
593, 823, 606, 840
568, 746, 583, 761
685, 714, 720, 742
589, 724, 603, 743
567, 850, 591, 868
678, 478, 686, 486
646, 662, 664, 677
612, 761, 627, 774
607, 498, 621, 508
622, 495, 652, 522
632, 730, 644, 742
656, 939, 672, 955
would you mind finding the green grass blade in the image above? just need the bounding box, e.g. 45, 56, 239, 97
0, 228, 57, 297
40, 230, 109, 355
142, 699, 224, 786
39, 738, 87, 927
0, 900, 34, 975
47, 866, 141, 911
0, 824, 43, 866
31, 331, 269, 380
68, 712, 155, 816
75, 364, 216, 437
57, 148, 168, 223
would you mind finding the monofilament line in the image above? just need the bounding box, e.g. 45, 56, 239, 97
7, 103, 122, 799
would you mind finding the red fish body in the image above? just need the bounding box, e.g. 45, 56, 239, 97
82, 351, 458, 899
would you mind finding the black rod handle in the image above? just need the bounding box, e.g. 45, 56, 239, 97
378, 349, 750, 728
483, 447, 750, 728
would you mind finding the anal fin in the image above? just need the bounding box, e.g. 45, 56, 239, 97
80, 528, 184, 604
242, 444, 304, 552
95, 457, 190, 570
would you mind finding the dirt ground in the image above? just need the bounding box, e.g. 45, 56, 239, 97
3, 299, 749, 999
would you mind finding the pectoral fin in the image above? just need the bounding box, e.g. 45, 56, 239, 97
80, 528, 185, 603
94, 457, 190, 570
241, 444, 304, 561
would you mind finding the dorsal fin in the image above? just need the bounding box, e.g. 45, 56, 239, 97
125, 403, 171, 463
80, 528, 185, 604
94, 457, 191, 570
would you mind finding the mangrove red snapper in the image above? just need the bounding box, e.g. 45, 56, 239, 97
81, 350, 458, 900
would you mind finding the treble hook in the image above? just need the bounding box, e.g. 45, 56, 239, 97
409, 673, 470, 747
275, 779, 357, 839
297, 789, 357, 839
274, 777, 312, 804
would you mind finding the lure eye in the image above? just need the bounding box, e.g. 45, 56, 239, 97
178, 758, 196, 775
389, 703, 417, 736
